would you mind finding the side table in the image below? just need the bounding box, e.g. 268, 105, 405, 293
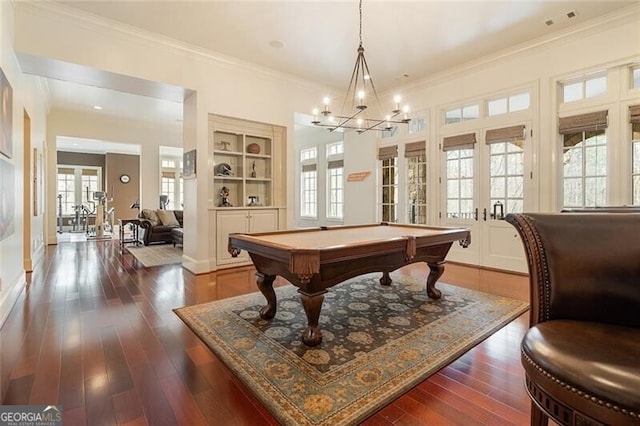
119, 218, 141, 250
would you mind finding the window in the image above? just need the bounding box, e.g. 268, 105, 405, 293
486, 125, 525, 216
326, 142, 344, 219
326, 142, 343, 156
445, 103, 480, 124
405, 141, 427, 224
443, 133, 476, 219
160, 157, 183, 210
380, 158, 398, 222
300, 147, 317, 162
633, 66, 640, 89
559, 111, 608, 208
56, 166, 102, 216
327, 162, 343, 218
409, 117, 426, 134
81, 170, 99, 205
301, 165, 317, 217
57, 168, 76, 215
563, 130, 607, 207
300, 147, 318, 217
381, 126, 399, 139
378, 145, 398, 222
488, 92, 530, 116
562, 74, 607, 103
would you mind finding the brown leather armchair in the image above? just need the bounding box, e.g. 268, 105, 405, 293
506, 213, 640, 426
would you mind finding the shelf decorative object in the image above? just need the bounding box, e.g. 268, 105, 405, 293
247, 143, 261, 154
219, 186, 233, 207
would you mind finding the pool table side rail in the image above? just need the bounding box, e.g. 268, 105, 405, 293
228, 223, 470, 278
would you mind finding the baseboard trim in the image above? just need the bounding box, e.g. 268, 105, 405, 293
0, 272, 27, 329
181, 254, 213, 275
448, 261, 528, 277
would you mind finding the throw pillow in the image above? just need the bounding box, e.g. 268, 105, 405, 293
141, 208, 161, 226
157, 210, 180, 226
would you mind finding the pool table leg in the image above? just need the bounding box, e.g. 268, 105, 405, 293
380, 271, 392, 286
426, 261, 445, 299
256, 272, 277, 319
299, 292, 325, 346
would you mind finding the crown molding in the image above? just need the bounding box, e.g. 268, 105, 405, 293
16, 2, 330, 94
388, 3, 640, 96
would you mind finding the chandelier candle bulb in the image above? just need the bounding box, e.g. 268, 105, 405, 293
312, 108, 320, 124
322, 97, 331, 115
357, 91, 366, 109
393, 96, 402, 113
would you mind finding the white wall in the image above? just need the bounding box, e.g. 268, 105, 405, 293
0, 1, 48, 326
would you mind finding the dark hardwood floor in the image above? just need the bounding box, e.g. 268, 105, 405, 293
1, 240, 532, 425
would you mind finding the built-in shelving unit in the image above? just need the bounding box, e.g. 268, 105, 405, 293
208, 114, 287, 269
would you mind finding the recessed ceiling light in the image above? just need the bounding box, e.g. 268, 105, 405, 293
269, 40, 285, 49
93, 105, 103, 110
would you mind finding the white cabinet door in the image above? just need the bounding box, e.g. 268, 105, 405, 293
215, 209, 279, 267
249, 209, 279, 233
216, 210, 250, 265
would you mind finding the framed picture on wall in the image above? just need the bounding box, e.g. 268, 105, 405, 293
0, 67, 13, 159
184, 149, 196, 178
0, 156, 15, 241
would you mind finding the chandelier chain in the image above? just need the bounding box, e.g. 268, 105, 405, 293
359, 0, 363, 46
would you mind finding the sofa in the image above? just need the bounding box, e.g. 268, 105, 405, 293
507, 213, 640, 426
138, 209, 183, 246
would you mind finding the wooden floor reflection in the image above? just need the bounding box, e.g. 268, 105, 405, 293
1, 240, 531, 425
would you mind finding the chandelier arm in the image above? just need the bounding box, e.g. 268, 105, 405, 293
332, 108, 365, 130
359, 52, 385, 113
340, 46, 363, 116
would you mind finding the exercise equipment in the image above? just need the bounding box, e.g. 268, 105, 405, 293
87, 188, 114, 240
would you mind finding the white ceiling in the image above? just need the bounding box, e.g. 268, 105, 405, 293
55, 1, 636, 92
24, 1, 637, 152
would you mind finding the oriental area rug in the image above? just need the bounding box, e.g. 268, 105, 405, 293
127, 244, 182, 267
174, 273, 529, 426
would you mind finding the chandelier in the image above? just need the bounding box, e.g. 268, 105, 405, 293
311, 0, 410, 134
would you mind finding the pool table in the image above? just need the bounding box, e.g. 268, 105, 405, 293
228, 222, 470, 346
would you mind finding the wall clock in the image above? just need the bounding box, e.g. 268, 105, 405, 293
119, 174, 130, 184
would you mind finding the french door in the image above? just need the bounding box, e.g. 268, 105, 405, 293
440, 121, 533, 273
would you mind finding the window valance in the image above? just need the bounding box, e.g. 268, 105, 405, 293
378, 145, 398, 160
485, 125, 526, 144
559, 110, 608, 134
404, 141, 426, 158
442, 133, 476, 151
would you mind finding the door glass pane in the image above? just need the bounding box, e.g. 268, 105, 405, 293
407, 154, 427, 224
489, 141, 524, 215
490, 177, 505, 198
446, 148, 474, 219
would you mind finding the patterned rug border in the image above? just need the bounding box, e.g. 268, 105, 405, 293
175, 274, 529, 425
